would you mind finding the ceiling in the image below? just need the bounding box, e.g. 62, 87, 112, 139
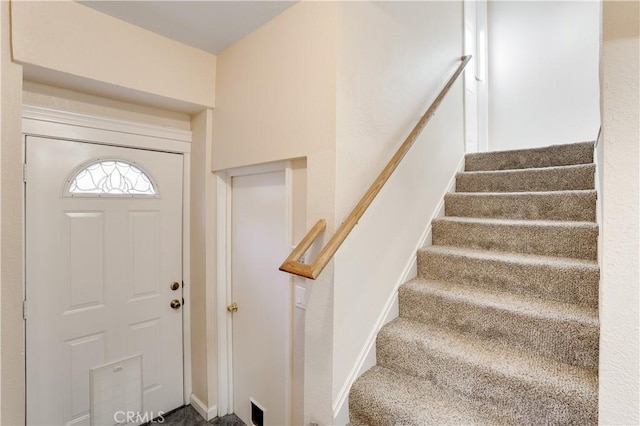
78, 1, 297, 55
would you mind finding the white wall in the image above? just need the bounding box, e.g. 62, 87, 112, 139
598, 1, 640, 423
332, 1, 464, 419
487, 1, 600, 151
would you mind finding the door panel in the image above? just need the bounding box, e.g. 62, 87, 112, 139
26, 136, 184, 425
128, 211, 161, 298
63, 211, 106, 310
230, 170, 291, 426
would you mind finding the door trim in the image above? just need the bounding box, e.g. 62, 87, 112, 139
215, 161, 293, 420
22, 106, 193, 407
22, 104, 192, 153
463, 0, 489, 153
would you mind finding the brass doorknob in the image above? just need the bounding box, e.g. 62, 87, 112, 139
170, 299, 182, 310
227, 302, 238, 313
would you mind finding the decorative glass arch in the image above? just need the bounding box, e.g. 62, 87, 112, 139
65, 159, 157, 196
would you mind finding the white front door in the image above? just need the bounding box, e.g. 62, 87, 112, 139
26, 136, 184, 425
229, 170, 291, 426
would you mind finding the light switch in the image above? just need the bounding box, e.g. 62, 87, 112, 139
295, 285, 306, 310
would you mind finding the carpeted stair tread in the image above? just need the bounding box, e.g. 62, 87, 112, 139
432, 216, 598, 260
417, 245, 599, 308
401, 277, 598, 325
445, 190, 597, 221
377, 318, 598, 425
349, 365, 513, 426
379, 317, 597, 390
399, 278, 599, 369
435, 215, 597, 227
420, 244, 598, 268
456, 163, 595, 193
465, 141, 594, 172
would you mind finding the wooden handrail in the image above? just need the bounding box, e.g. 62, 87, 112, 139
280, 55, 472, 280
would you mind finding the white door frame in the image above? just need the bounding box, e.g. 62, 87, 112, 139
215, 161, 293, 420
21, 104, 194, 406
464, 0, 478, 154
475, 0, 489, 152
463, 0, 489, 153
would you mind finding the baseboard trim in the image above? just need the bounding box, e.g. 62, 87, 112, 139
332, 155, 465, 423
190, 394, 217, 421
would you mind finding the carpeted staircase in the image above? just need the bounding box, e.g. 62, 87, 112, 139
349, 141, 599, 425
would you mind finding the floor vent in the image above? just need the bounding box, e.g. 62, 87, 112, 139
250, 399, 264, 426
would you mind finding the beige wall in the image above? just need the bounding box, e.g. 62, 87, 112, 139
212, 2, 339, 423
599, 1, 640, 423
0, 1, 24, 424
23, 81, 192, 129
487, 1, 601, 150
212, 2, 338, 171
11, 0, 216, 112
190, 109, 219, 411
332, 1, 464, 419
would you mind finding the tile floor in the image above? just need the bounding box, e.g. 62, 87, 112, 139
144, 405, 246, 426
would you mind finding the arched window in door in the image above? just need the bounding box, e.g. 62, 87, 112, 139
65, 159, 158, 197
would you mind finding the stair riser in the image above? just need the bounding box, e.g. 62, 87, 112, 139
376, 330, 597, 425
432, 220, 598, 260
398, 286, 599, 370
465, 142, 594, 172
445, 192, 597, 221
417, 250, 599, 309
457, 165, 595, 193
